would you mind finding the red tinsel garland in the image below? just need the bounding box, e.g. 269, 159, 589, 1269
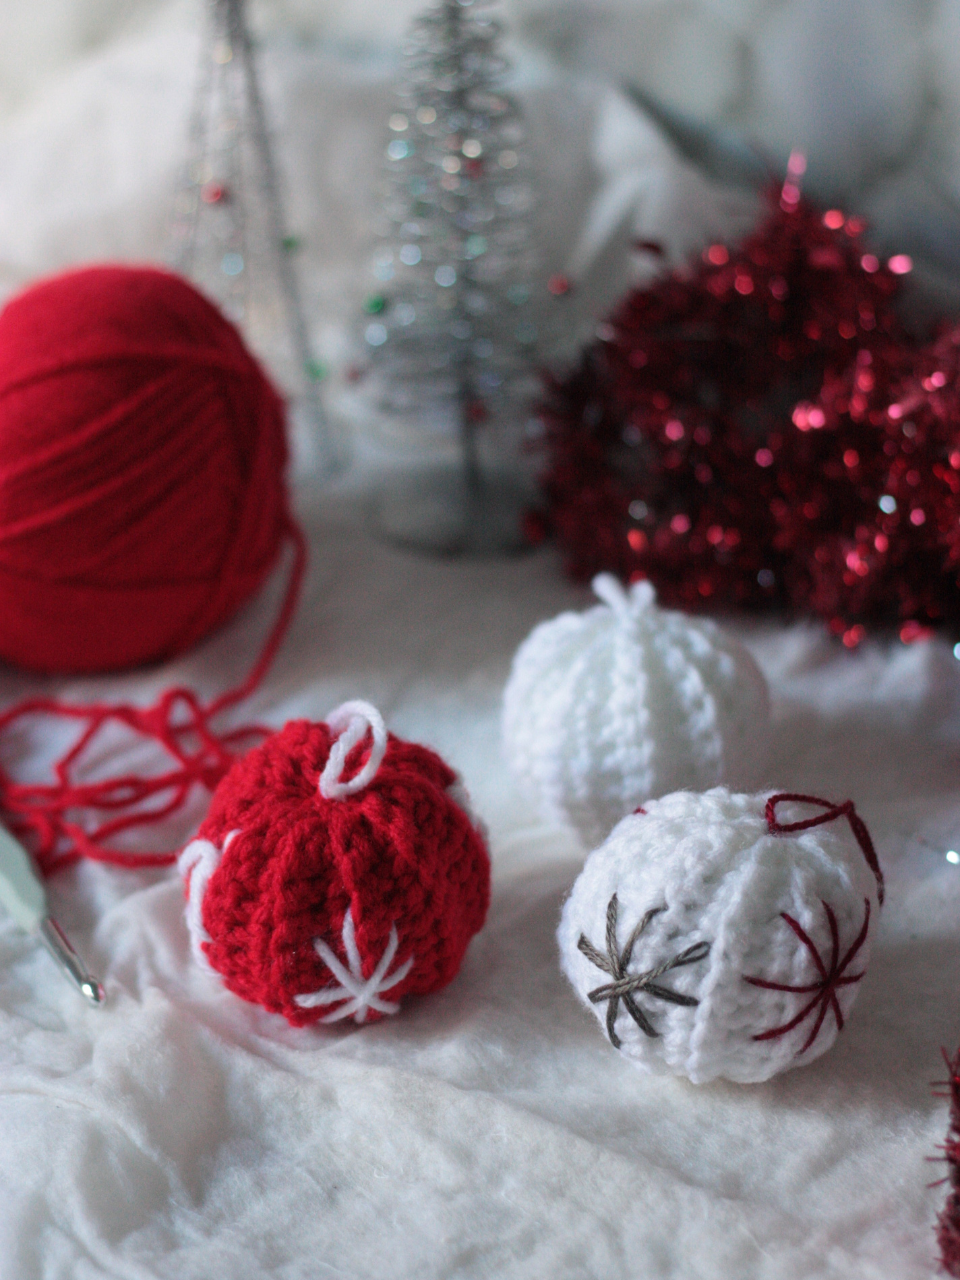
937, 1044, 960, 1276
537, 180, 960, 643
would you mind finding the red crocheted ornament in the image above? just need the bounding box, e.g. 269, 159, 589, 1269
178, 703, 491, 1026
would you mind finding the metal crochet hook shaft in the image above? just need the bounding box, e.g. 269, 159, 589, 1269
38, 917, 105, 1005
0, 824, 105, 1006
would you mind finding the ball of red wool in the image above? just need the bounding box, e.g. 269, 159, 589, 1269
178, 705, 491, 1027
0, 264, 289, 673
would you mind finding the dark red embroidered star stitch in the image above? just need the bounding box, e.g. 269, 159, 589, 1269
744, 897, 871, 1054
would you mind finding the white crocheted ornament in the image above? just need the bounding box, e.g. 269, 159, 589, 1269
557, 788, 884, 1084
502, 574, 770, 847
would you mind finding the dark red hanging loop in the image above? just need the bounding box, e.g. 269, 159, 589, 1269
765, 792, 884, 906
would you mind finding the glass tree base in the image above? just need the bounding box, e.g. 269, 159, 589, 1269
371, 464, 532, 557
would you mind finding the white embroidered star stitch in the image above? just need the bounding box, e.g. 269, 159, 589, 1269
294, 908, 415, 1023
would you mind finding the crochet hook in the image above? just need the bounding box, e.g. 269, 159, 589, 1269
0, 824, 104, 1005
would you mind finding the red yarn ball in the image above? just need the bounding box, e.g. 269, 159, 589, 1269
0, 264, 290, 674
178, 705, 491, 1027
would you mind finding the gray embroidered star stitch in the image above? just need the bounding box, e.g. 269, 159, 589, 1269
577, 894, 711, 1049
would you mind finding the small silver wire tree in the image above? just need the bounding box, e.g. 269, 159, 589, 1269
362, 0, 537, 552
169, 0, 339, 476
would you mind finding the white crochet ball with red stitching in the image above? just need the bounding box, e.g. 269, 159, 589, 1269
557, 788, 884, 1084
178, 701, 490, 1027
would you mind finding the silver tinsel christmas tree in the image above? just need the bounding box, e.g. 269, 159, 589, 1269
169, 0, 338, 475
363, 0, 537, 552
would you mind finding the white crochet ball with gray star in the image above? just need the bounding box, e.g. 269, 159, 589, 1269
502, 574, 770, 849
557, 788, 883, 1084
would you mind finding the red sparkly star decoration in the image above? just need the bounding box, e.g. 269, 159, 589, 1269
535, 165, 960, 643
745, 896, 870, 1055
935, 1044, 960, 1277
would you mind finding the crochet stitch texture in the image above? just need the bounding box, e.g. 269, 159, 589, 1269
502, 575, 770, 847
179, 704, 490, 1026
558, 788, 882, 1084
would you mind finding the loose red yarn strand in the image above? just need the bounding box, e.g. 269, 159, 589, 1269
765, 792, 884, 905
0, 518, 306, 875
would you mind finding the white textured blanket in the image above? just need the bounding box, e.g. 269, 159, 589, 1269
0, 4, 958, 1276
0, 493, 954, 1279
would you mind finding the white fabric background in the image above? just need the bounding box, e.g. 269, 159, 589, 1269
0, 2, 958, 1276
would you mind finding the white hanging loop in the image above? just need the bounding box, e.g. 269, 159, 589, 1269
319, 701, 389, 800
592, 573, 655, 615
